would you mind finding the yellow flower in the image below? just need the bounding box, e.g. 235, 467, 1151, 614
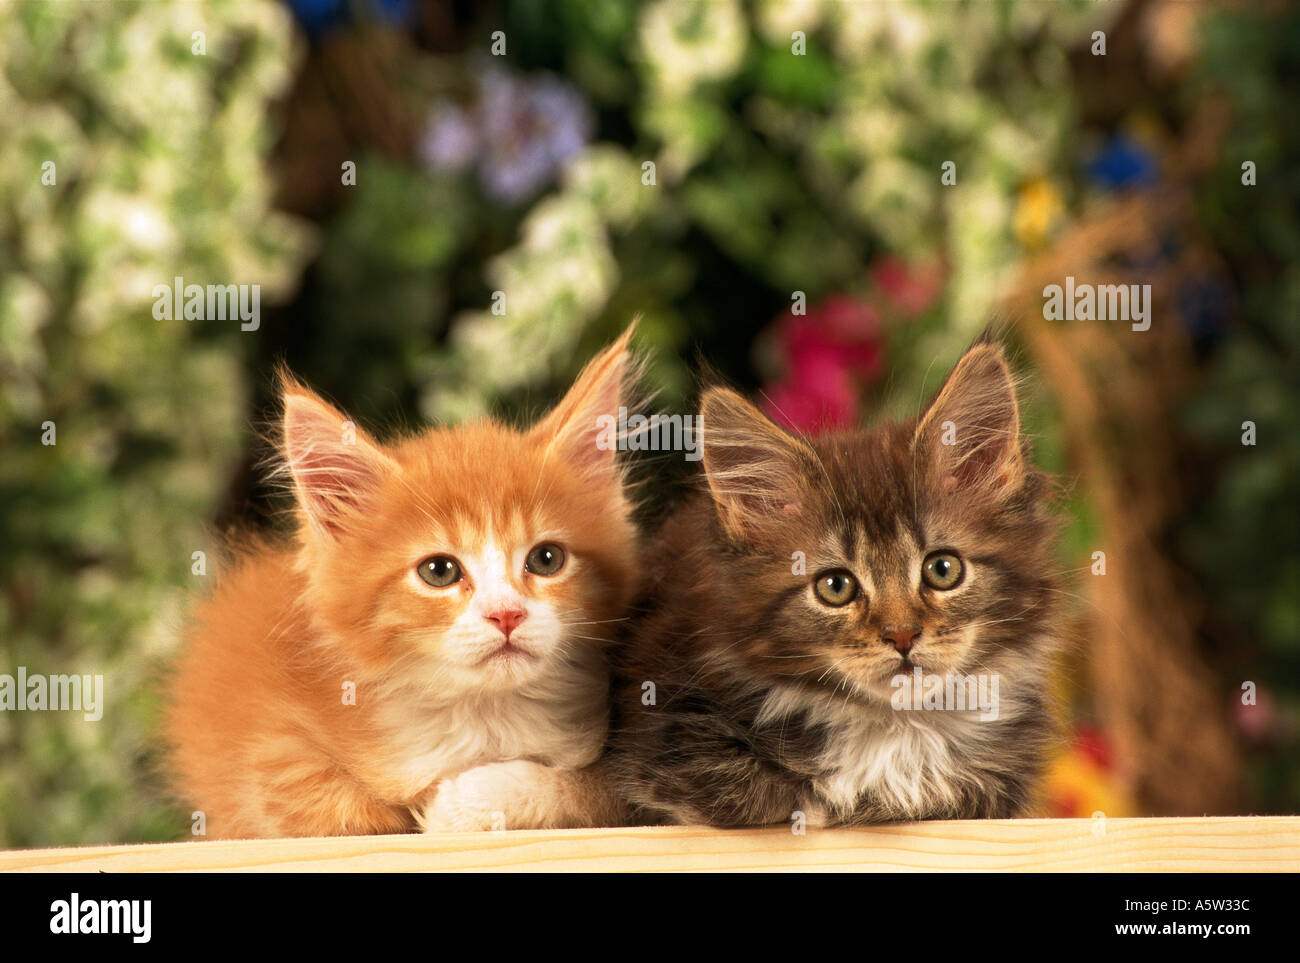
1013, 177, 1065, 249
1042, 745, 1134, 819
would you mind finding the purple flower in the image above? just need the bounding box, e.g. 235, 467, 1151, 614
417, 68, 593, 205
418, 104, 479, 173
478, 70, 592, 204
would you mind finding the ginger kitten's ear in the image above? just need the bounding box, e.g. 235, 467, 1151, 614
279, 375, 398, 537
913, 341, 1025, 498
700, 387, 820, 542
533, 324, 638, 479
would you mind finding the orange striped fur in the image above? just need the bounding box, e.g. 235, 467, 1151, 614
165, 329, 639, 837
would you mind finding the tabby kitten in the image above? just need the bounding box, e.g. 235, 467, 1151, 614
166, 330, 638, 838
607, 339, 1060, 826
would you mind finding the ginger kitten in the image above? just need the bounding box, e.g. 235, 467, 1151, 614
607, 339, 1061, 826
166, 330, 638, 838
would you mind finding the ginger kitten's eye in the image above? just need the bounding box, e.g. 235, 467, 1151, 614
525, 543, 566, 577
814, 571, 858, 607
417, 556, 462, 587
922, 552, 964, 590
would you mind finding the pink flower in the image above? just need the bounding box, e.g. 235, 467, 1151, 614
763, 360, 858, 433
759, 295, 883, 434
870, 257, 943, 317
1234, 688, 1282, 744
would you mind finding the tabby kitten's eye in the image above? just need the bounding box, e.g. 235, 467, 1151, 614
814, 571, 858, 607
417, 556, 462, 587
525, 543, 566, 577
922, 552, 964, 590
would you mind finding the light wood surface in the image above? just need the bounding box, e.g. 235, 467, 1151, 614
1, 817, 1296, 872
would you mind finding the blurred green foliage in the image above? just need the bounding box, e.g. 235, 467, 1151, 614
0, 0, 311, 846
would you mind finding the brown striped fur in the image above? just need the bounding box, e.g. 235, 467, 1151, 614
608, 341, 1062, 826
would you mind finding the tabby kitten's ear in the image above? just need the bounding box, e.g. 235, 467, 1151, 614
699, 387, 821, 542
533, 323, 638, 480
279, 374, 399, 538
913, 341, 1025, 498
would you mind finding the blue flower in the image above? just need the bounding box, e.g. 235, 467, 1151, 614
284, 0, 414, 38
1086, 135, 1159, 190
284, 0, 343, 35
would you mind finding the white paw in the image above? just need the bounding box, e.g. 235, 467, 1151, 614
417, 760, 545, 833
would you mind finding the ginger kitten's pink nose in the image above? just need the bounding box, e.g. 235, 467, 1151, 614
486, 609, 527, 640
881, 625, 921, 655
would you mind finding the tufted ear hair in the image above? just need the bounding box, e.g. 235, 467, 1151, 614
699, 387, 821, 542
532, 323, 639, 480
913, 342, 1025, 498
279, 373, 398, 538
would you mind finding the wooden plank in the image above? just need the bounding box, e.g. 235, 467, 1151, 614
1, 818, 1296, 872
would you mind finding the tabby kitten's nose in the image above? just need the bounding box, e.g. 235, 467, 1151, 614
881, 626, 922, 655
487, 609, 527, 640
